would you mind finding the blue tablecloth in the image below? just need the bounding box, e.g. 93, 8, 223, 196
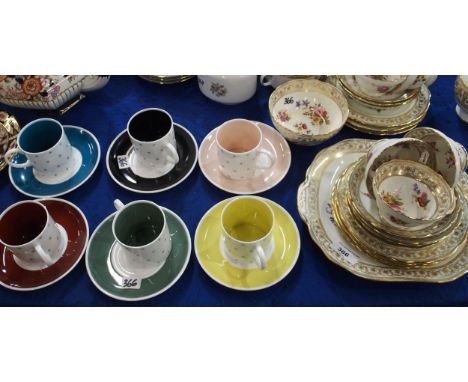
1, 75, 467, 306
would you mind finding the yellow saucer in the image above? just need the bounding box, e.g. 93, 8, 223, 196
195, 197, 300, 291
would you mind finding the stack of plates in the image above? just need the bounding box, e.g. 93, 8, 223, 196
298, 139, 468, 282
332, 76, 431, 136
139, 75, 195, 85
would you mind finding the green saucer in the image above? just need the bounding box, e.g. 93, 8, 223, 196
86, 208, 191, 301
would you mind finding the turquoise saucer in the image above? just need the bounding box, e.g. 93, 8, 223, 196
9, 126, 100, 198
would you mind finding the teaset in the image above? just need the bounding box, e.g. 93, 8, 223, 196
0, 74, 467, 300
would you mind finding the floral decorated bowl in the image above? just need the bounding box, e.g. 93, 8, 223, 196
0, 75, 110, 113
364, 137, 434, 198
405, 127, 467, 187
268, 79, 349, 145
455, 75, 468, 123
0, 110, 21, 171
373, 159, 456, 229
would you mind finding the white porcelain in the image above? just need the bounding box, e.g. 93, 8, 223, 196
127, 108, 179, 179
0, 75, 110, 111
373, 160, 456, 229
0, 200, 67, 271
405, 127, 467, 187
220, 196, 275, 270
268, 79, 349, 145
346, 75, 437, 101
364, 137, 433, 197
260, 75, 322, 88
111, 199, 172, 279
215, 119, 274, 180
4, 118, 82, 185
197, 75, 257, 105
81, 75, 111, 92
375, 176, 436, 227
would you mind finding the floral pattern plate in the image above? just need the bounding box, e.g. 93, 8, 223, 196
297, 139, 468, 282
332, 163, 467, 266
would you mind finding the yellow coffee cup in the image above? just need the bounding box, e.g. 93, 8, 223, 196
220, 196, 275, 270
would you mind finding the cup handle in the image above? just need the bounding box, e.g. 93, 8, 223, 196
255, 148, 275, 169
260, 75, 273, 87
254, 245, 267, 270
114, 199, 125, 211
4, 148, 32, 168
165, 142, 179, 164
34, 244, 54, 266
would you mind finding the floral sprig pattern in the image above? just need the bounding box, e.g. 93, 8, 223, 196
381, 191, 404, 212
209, 82, 227, 97
413, 183, 431, 209
277, 95, 331, 134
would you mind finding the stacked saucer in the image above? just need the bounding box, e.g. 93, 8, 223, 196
333, 75, 435, 135
139, 75, 195, 85
298, 129, 468, 282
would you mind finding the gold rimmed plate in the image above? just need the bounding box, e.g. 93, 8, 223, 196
336, 75, 419, 108
332, 164, 468, 267
297, 138, 468, 283
348, 157, 462, 247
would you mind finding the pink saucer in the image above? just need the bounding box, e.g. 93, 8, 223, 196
199, 121, 291, 194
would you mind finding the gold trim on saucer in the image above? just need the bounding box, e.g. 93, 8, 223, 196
373, 159, 456, 223
348, 157, 462, 247
331, 163, 468, 267
336, 75, 419, 108
297, 138, 468, 283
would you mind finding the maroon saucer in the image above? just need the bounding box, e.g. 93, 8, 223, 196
0, 198, 88, 291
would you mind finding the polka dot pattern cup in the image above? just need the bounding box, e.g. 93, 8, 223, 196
221, 196, 275, 270
0, 200, 67, 271
111, 199, 172, 279
216, 119, 275, 180
127, 108, 179, 178
4, 118, 82, 185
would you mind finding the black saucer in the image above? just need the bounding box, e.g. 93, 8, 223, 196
106, 124, 198, 193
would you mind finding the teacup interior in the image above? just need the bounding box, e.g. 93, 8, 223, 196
378, 176, 436, 220
128, 110, 172, 142
19, 119, 62, 153
114, 202, 164, 247
222, 198, 273, 242
0, 202, 47, 246
217, 120, 260, 153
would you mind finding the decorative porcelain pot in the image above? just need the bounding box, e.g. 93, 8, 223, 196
455, 75, 468, 123
197, 75, 257, 105
0, 75, 110, 113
